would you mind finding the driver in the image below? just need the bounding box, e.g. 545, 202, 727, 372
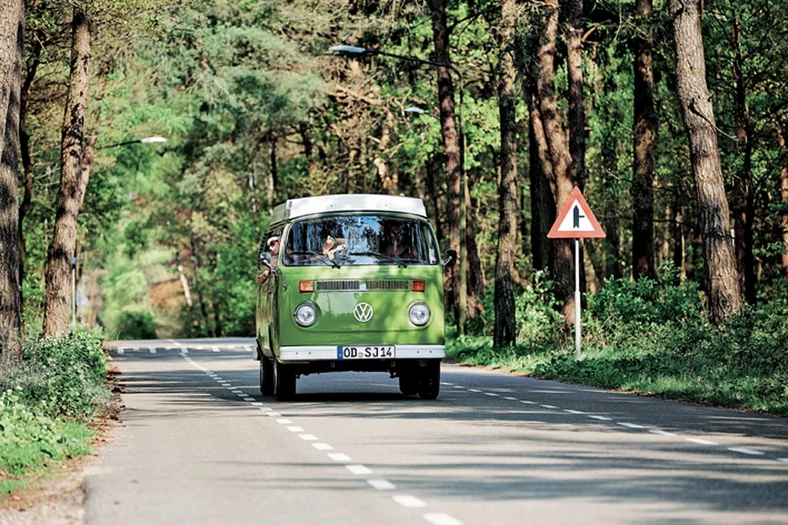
322, 235, 346, 260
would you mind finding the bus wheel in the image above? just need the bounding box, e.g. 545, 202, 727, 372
399, 370, 418, 396
260, 357, 274, 396
417, 361, 440, 400
274, 359, 296, 400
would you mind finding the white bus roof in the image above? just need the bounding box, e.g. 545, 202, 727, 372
270, 194, 427, 225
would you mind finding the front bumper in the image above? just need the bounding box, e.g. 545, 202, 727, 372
279, 344, 445, 362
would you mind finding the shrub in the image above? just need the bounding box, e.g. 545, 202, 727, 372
466, 270, 564, 346
586, 261, 703, 329
1, 330, 109, 419
0, 330, 108, 492
116, 308, 158, 340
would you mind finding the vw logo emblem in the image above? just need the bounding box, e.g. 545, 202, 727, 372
353, 302, 374, 323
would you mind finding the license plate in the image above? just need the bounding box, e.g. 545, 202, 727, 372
337, 345, 396, 359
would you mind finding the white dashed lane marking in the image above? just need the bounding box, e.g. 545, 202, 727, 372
617, 422, 645, 429
393, 495, 426, 508
346, 465, 373, 475
454, 379, 787, 466
424, 513, 463, 525
327, 453, 351, 462
368, 479, 396, 490
729, 448, 764, 456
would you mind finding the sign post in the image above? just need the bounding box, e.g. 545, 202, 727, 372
547, 187, 605, 358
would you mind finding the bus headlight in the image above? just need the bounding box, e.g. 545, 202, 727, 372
294, 303, 317, 327
408, 302, 430, 326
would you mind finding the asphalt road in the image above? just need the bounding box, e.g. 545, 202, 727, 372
84, 338, 788, 525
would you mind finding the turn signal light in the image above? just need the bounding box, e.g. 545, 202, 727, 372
412, 280, 426, 292
299, 280, 314, 292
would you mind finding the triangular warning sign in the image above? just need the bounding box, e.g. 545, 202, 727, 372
547, 187, 605, 239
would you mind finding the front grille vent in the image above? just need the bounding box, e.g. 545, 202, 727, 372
366, 280, 409, 291
314, 280, 410, 292
316, 280, 360, 291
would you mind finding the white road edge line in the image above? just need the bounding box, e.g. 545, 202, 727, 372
617, 422, 645, 429
649, 429, 677, 436
686, 438, 719, 445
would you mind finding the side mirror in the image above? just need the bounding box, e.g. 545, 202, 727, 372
442, 249, 457, 271
258, 252, 273, 271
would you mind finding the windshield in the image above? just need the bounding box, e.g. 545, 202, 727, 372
283, 214, 439, 267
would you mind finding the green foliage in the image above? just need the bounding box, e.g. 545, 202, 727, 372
467, 270, 564, 345
450, 273, 788, 415
0, 389, 93, 485
2, 330, 110, 419
0, 330, 109, 492
115, 309, 158, 340
585, 261, 703, 329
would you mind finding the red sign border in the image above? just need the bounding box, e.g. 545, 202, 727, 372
547, 187, 606, 239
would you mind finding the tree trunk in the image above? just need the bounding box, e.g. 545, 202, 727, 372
535, 0, 578, 323
527, 94, 555, 272
427, 0, 462, 319
374, 108, 398, 194
464, 183, 484, 309
730, 17, 756, 304
632, 0, 658, 280
778, 126, 788, 279
567, 0, 585, 187
17, 37, 40, 304
43, 7, 91, 338
493, 0, 518, 347
669, 0, 743, 324
268, 136, 278, 208
0, 0, 23, 351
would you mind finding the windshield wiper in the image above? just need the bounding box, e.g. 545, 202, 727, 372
347, 251, 410, 268
287, 250, 341, 268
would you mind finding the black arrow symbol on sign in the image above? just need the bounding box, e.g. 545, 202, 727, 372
573, 205, 585, 228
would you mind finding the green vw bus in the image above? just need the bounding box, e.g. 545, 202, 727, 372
255, 194, 455, 400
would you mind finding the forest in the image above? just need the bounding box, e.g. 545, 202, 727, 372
0, 0, 786, 354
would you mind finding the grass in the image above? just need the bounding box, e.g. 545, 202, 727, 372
0, 329, 110, 498
447, 315, 788, 416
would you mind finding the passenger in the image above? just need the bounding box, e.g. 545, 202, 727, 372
384, 224, 418, 259
259, 236, 280, 284
267, 236, 281, 268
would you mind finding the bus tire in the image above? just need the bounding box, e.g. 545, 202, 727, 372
274, 359, 296, 400
399, 370, 418, 396
417, 361, 440, 400
260, 357, 274, 396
